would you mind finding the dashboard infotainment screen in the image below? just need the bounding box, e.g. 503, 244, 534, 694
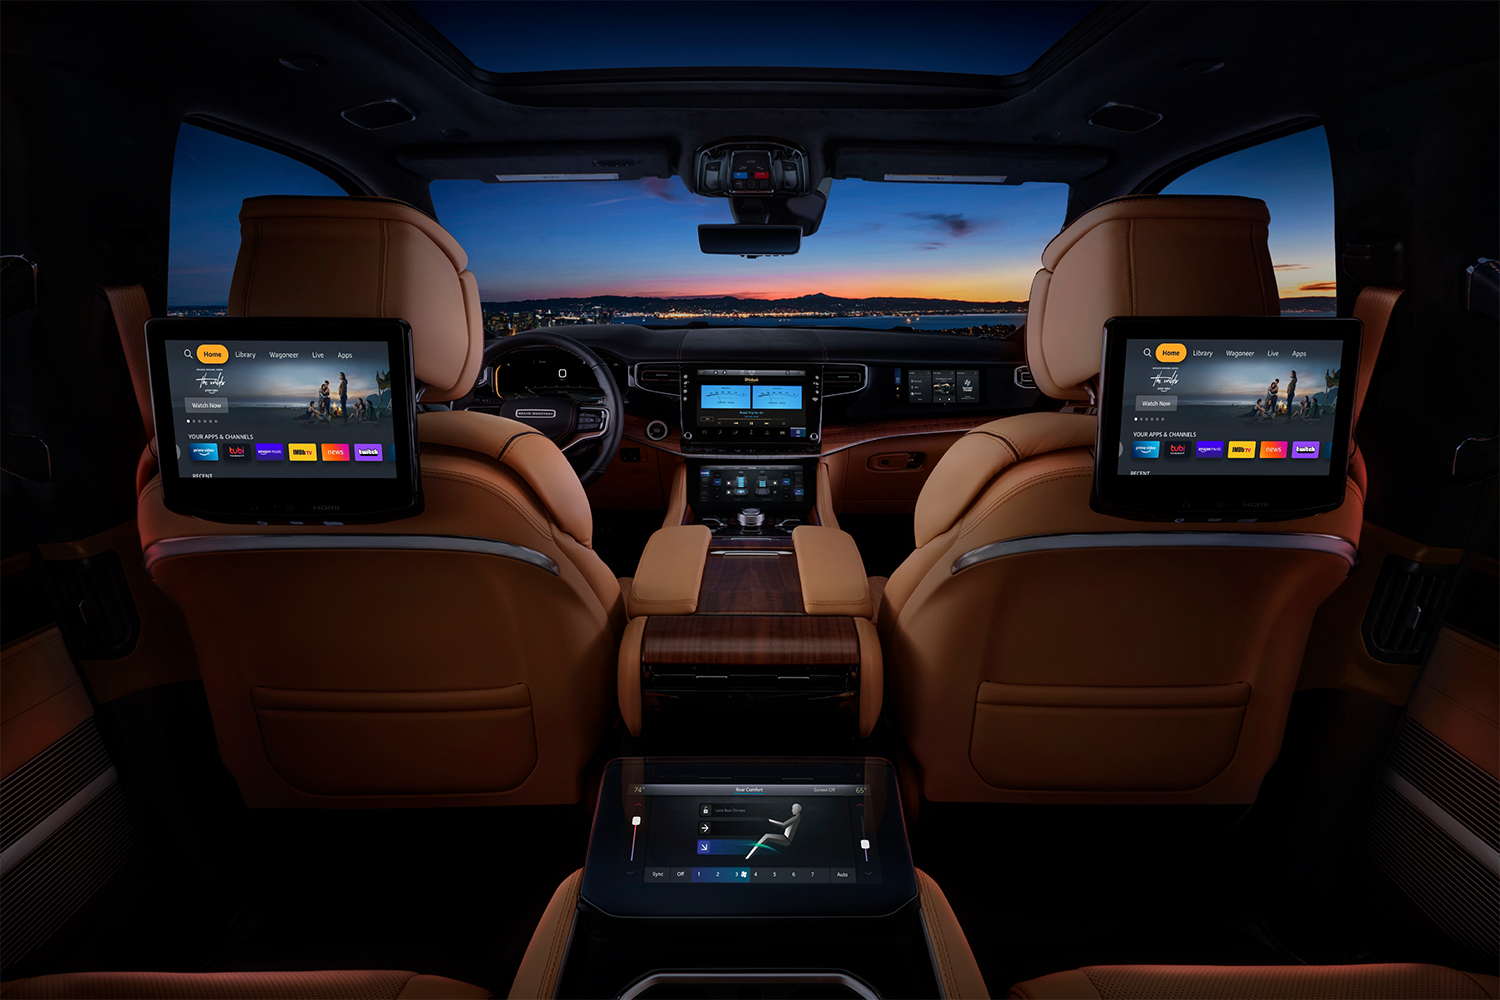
145, 317, 420, 523
1094, 317, 1360, 521
682, 368, 821, 449
581, 758, 916, 918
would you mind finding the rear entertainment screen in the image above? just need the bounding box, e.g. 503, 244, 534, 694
145, 317, 419, 523
1094, 317, 1361, 521
158, 339, 398, 480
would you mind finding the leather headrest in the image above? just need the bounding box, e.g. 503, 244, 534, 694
1026, 195, 1279, 400
228, 196, 483, 402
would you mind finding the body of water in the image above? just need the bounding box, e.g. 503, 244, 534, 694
612, 313, 1027, 331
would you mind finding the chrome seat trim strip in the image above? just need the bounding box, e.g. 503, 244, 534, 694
952, 531, 1357, 574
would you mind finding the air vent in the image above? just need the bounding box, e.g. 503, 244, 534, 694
635, 365, 681, 396
1087, 102, 1163, 133
341, 99, 416, 131
1014, 365, 1037, 389
823, 365, 866, 395
1362, 557, 1458, 664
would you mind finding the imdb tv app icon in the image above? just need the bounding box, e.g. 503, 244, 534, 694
288, 443, 317, 462
1227, 441, 1257, 459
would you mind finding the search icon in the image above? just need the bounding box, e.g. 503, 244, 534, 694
184, 349, 193, 357
1142, 348, 1150, 356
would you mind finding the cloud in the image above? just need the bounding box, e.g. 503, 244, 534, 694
918, 242, 946, 251
906, 212, 979, 238
1273, 263, 1309, 270
1296, 281, 1338, 292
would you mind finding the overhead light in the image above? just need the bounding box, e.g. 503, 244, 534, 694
494, 173, 619, 182
883, 174, 1008, 184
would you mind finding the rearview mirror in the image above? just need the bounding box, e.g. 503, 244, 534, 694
698, 225, 801, 257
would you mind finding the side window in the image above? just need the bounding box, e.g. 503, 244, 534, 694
1162, 126, 1335, 314
168, 123, 344, 314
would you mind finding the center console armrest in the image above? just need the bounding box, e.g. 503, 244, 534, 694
626, 524, 711, 618
792, 526, 872, 618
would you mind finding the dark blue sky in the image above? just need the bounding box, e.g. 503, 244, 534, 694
408, 1, 1096, 76
168, 122, 1334, 306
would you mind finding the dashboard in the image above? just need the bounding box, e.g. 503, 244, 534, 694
462, 325, 1037, 455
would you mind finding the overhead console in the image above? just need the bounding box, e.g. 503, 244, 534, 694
694, 140, 813, 199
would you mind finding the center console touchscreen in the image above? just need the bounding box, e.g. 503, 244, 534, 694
681, 368, 822, 452
144, 317, 420, 523
581, 758, 916, 918
1093, 316, 1361, 521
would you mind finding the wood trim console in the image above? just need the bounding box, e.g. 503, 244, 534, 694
696, 551, 803, 614
642, 616, 860, 666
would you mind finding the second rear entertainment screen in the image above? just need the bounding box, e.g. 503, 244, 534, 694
1116, 338, 1344, 477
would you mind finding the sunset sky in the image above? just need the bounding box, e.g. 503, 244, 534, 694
168, 123, 1335, 306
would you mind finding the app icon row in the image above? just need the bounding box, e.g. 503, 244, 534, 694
189, 442, 384, 462
1133, 440, 1321, 460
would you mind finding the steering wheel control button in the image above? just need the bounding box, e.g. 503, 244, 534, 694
645, 419, 669, 441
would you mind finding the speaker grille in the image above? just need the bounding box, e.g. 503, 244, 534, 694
1088, 103, 1163, 133
341, 99, 416, 130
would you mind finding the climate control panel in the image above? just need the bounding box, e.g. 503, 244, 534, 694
695, 464, 807, 506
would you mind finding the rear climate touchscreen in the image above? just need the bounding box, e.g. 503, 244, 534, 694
581, 758, 916, 918
1094, 317, 1360, 521
145, 317, 419, 523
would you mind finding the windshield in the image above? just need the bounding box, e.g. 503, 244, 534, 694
429, 177, 1069, 336
408, 1, 1095, 77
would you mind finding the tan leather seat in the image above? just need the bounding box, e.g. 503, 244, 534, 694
880, 195, 1363, 805
1008, 963, 1500, 999
0, 969, 491, 998
139, 196, 624, 808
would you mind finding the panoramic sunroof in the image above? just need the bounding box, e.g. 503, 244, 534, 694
406, 1, 1096, 77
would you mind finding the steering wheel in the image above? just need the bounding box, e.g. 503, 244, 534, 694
479, 331, 624, 488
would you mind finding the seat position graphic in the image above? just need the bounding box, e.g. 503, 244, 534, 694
746, 802, 802, 858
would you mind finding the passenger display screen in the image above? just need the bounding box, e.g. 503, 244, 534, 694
157, 339, 399, 480
1114, 338, 1344, 478
145, 317, 420, 523
581, 759, 916, 917
1094, 317, 1360, 521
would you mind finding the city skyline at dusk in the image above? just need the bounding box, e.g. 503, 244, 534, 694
169, 125, 1336, 308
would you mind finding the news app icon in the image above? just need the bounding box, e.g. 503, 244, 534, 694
1196, 441, 1225, 459
1291, 441, 1321, 459
1167, 442, 1189, 457
1259, 441, 1289, 459
1132, 441, 1161, 459
1227, 441, 1256, 459
188, 443, 219, 461
353, 444, 384, 462
321, 443, 350, 462
288, 443, 317, 462
255, 443, 285, 462
223, 443, 250, 460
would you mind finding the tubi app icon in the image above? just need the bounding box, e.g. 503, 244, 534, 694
256, 443, 285, 461
353, 444, 384, 462
1227, 441, 1256, 459
1132, 441, 1161, 459
1167, 442, 1189, 457
1291, 441, 1321, 459
1196, 441, 1225, 459
321, 443, 350, 462
223, 443, 250, 460
288, 443, 317, 462
189, 442, 219, 461
1259, 441, 1288, 459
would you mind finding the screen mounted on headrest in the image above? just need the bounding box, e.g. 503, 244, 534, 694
1093, 316, 1362, 522
144, 317, 420, 524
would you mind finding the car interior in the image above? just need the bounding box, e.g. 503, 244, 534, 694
1, 2, 1497, 998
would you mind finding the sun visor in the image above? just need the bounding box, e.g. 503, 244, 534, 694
830, 143, 1108, 185
396, 142, 673, 182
